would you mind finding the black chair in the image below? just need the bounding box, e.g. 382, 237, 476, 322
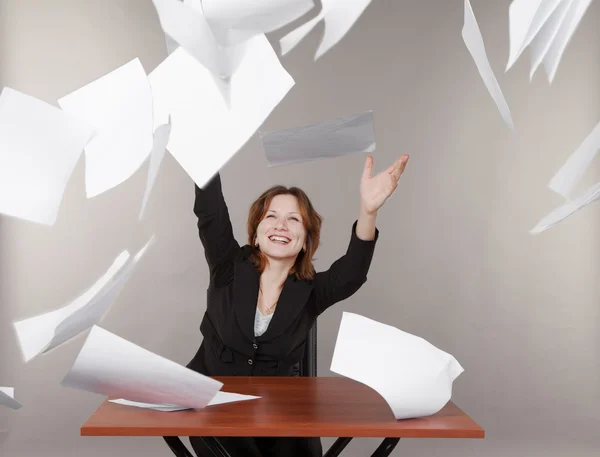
164, 322, 318, 457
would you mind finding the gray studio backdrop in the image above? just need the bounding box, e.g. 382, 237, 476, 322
1, 0, 599, 456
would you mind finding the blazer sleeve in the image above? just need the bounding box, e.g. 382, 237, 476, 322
194, 172, 240, 286
312, 220, 379, 315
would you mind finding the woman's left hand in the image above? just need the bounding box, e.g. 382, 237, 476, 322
360, 154, 409, 215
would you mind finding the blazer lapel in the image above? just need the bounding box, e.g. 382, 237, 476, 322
232, 257, 313, 342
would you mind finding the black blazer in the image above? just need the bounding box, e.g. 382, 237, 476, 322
186, 173, 379, 378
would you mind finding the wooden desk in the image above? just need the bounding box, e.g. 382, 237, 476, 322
81, 377, 484, 456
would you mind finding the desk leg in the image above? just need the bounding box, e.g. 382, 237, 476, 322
198, 437, 234, 457
323, 437, 353, 457
370, 438, 400, 457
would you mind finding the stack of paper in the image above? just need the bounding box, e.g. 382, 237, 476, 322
331, 312, 464, 419
110, 391, 260, 412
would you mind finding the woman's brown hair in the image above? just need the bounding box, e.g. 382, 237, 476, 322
247, 185, 323, 281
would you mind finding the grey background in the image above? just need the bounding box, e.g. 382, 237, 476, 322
1, 0, 599, 456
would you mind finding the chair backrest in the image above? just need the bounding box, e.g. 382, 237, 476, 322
164, 322, 318, 456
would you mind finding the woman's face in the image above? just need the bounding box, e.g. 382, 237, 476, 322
256, 194, 307, 262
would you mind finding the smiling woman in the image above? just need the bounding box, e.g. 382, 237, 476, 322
183, 154, 408, 457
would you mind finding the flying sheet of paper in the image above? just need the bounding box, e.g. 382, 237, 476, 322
202, 0, 314, 47
542, 0, 592, 83
259, 110, 375, 167
548, 119, 600, 198
149, 35, 294, 188
57, 58, 154, 198
462, 0, 515, 133
0, 87, 94, 225
151, 0, 247, 79
110, 391, 261, 411
13, 238, 154, 363
530, 181, 600, 234
61, 326, 223, 409
506, 0, 559, 70
139, 118, 172, 220
0, 387, 22, 410
528, 0, 573, 80
330, 312, 464, 420
279, 0, 373, 60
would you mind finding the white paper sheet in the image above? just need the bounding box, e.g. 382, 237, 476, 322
151, 0, 247, 79
530, 181, 600, 234
139, 118, 172, 220
0, 387, 22, 410
542, 0, 592, 83
0, 87, 94, 225
279, 0, 373, 60
57, 58, 154, 198
61, 326, 223, 409
462, 0, 515, 133
110, 391, 261, 411
528, 0, 573, 80
202, 0, 314, 46
330, 312, 464, 420
548, 119, 600, 198
13, 238, 154, 363
149, 35, 294, 188
259, 110, 375, 167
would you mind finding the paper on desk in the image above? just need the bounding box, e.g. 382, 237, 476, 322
530, 181, 600, 234
548, 118, 600, 198
259, 110, 375, 167
506, 0, 563, 71
61, 326, 223, 409
0, 388, 22, 410
57, 58, 153, 198
0, 87, 94, 225
202, 0, 314, 47
110, 391, 261, 411
13, 238, 154, 363
528, 0, 573, 80
149, 35, 294, 188
151, 0, 247, 79
279, 0, 373, 60
139, 118, 172, 220
331, 312, 464, 420
542, 0, 592, 83
462, 0, 515, 133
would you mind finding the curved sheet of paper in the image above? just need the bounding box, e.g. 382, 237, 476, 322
462, 0, 515, 133
528, 0, 573, 80
330, 312, 464, 420
279, 0, 373, 60
13, 238, 154, 362
57, 58, 153, 198
139, 118, 172, 220
506, 0, 556, 70
148, 35, 294, 188
530, 181, 600, 234
202, 0, 314, 47
151, 0, 247, 79
259, 110, 375, 167
0, 87, 94, 225
61, 326, 223, 409
542, 0, 592, 83
0, 388, 22, 410
110, 391, 261, 412
548, 119, 600, 198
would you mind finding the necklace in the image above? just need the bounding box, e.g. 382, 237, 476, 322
259, 286, 278, 315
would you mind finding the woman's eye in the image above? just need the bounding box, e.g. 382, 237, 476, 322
289, 217, 299, 222
266, 214, 275, 218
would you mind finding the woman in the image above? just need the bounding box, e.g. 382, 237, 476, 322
187, 154, 409, 457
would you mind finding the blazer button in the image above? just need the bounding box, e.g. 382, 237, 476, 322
247, 359, 253, 365
252, 343, 258, 349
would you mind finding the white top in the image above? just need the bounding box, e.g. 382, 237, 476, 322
254, 307, 274, 337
